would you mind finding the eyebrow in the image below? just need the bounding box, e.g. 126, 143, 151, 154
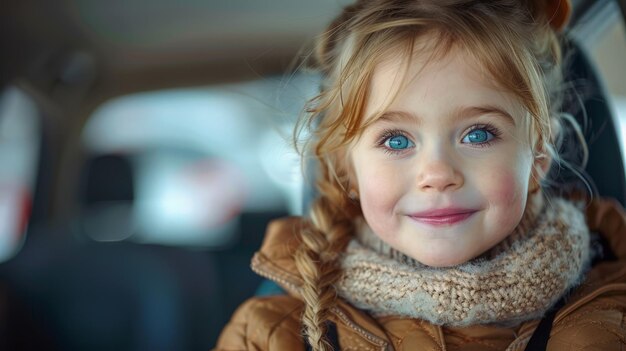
376, 104, 517, 127
457, 105, 517, 126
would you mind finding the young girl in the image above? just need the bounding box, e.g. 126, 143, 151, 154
215, 0, 626, 350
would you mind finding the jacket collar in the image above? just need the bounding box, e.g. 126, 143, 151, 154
251, 198, 626, 342
561, 198, 626, 310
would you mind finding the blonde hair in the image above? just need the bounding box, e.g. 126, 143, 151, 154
293, 1, 578, 349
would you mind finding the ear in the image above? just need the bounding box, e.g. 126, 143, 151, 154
536, 152, 552, 177
530, 150, 552, 192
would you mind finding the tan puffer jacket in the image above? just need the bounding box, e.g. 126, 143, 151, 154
214, 199, 626, 350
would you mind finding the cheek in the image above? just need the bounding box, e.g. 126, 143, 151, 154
354, 154, 397, 203
359, 171, 397, 213
491, 172, 525, 205
480, 151, 532, 206
483, 169, 529, 227
355, 164, 404, 236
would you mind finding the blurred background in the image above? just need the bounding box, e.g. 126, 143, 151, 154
0, 0, 625, 350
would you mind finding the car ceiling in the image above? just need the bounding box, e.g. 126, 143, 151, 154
2, 0, 354, 95
0, 0, 620, 117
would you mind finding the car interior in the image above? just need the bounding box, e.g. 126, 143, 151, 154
1, 0, 625, 350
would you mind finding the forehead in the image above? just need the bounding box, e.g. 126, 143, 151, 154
363, 38, 525, 125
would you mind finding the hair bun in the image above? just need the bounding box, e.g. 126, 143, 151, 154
545, 0, 572, 31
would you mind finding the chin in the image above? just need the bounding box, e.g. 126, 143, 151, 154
413, 251, 472, 268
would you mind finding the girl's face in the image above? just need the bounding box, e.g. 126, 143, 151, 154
350, 45, 536, 267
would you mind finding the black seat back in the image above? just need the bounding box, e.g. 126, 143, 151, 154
552, 37, 626, 206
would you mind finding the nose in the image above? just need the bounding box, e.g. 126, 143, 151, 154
416, 147, 463, 192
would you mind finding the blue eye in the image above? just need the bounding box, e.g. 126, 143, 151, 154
462, 129, 494, 144
385, 135, 414, 150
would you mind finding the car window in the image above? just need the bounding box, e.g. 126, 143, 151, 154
80, 74, 318, 247
0, 87, 40, 262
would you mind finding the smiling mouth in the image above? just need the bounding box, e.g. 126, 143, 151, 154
408, 209, 477, 227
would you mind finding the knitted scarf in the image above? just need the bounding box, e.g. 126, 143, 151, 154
335, 195, 591, 327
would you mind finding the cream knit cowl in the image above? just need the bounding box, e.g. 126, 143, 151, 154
335, 195, 591, 327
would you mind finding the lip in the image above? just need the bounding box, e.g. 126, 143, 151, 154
408, 208, 478, 227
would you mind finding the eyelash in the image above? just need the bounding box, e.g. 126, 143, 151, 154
462, 123, 502, 148
375, 123, 503, 154
375, 129, 414, 155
